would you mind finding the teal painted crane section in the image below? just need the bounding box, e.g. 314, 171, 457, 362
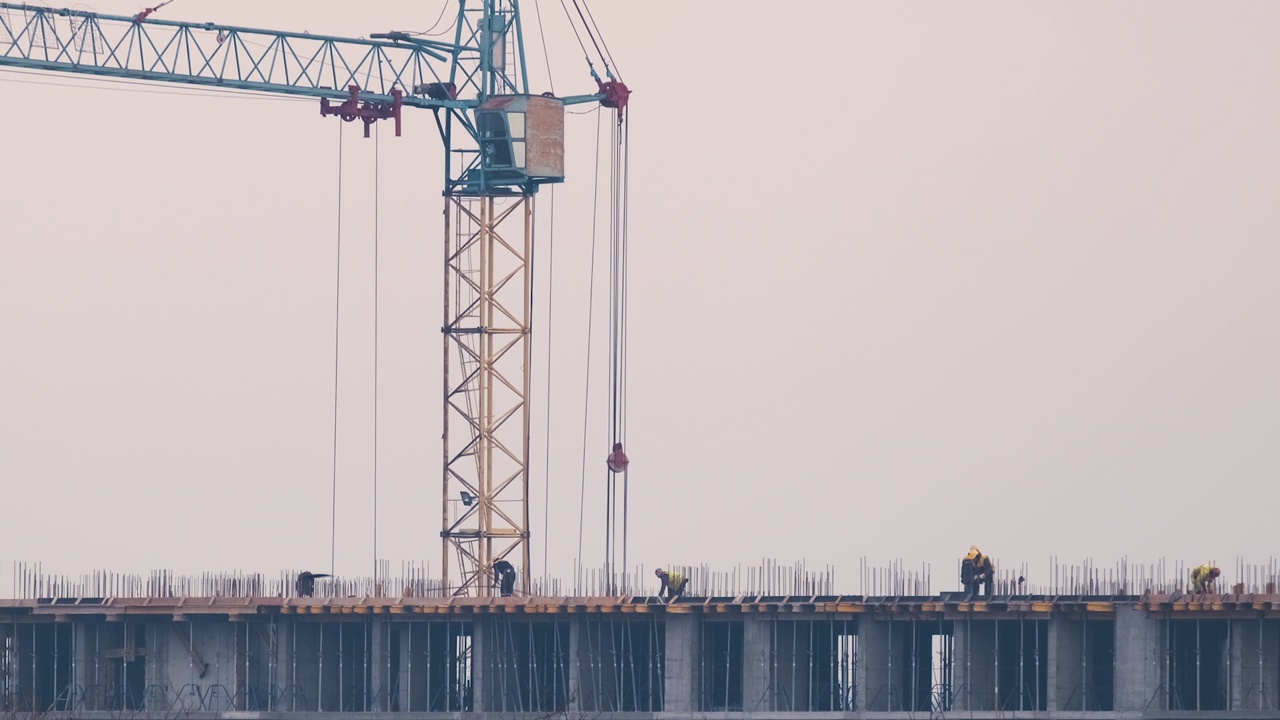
0, 1, 622, 193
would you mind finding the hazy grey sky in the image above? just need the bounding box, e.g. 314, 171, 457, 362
2, 1, 1278, 595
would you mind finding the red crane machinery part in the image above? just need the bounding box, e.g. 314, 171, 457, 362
320, 85, 404, 138
597, 80, 631, 120
607, 443, 629, 473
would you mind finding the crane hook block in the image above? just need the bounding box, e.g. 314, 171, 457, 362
320, 85, 404, 138
597, 80, 631, 120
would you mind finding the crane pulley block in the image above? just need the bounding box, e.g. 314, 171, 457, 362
597, 80, 632, 120
320, 85, 403, 138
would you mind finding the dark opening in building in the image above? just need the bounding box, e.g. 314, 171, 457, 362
580, 617, 664, 711
483, 618, 569, 712
866, 619, 951, 712
12, 623, 76, 712
404, 620, 472, 711
995, 619, 1049, 711
337, 622, 372, 711
235, 621, 279, 711
290, 621, 372, 711
1167, 619, 1228, 711
768, 618, 857, 711
77, 622, 145, 710
699, 620, 744, 711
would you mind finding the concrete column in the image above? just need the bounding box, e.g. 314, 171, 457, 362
281, 618, 300, 711
470, 618, 487, 712
663, 614, 698, 713
1232, 618, 1280, 710
289, 621, 321, 712
267, 619, 283, 712
1049, 616, 1083, 710
857, 616, 890, 710
149, 619, 183, 708
393, 623, 411, 711
742, 616, 770, 711
70, 621, 91, 710
369, 619, 385, 711
566, 616, 581, 712
954, 618, 995, 711
1114, 605, 1161, 712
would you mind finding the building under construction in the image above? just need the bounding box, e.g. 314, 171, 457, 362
5, 564, 1280, 719
2, 4, 1276, 719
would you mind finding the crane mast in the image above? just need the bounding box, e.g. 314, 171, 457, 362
0, 1, 628, 596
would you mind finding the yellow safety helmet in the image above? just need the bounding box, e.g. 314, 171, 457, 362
965, 546, 980, 561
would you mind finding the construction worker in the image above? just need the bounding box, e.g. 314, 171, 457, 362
295, 571, 330, 598
493, 560, 517, 597
655, 568, 687, 602
961, 546, 994, 598
1190, 564, 1221, 594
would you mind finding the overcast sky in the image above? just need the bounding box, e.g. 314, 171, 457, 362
2, 1, 1278, 597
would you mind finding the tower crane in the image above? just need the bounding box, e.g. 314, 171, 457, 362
0, 1, 629, 596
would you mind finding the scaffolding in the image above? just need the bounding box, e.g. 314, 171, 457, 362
579, 616, 664, 711
763, 617, 857, 712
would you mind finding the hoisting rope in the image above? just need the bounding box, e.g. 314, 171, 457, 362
372, 123, 381, 589
610, 107, 631, 576
578, 0, 623, 79
605, 104, 630, 584
576, 107, 604, 591
330, 123, 345, 577
532, 0, 557, 587
568, 0, 611, 79
557, 0, 600, 81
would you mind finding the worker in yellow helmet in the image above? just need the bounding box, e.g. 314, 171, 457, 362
961, 546, 994, 598
655, 568, 687, 602
1190, 564, 1221, 594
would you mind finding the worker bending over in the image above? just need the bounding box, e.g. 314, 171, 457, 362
961, 546, 994, 598
1190, 564, 1221, 594
295, 571, 330, 598
493, 560, 517, 597
655, 568, 687, 602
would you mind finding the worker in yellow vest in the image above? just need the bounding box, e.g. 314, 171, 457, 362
1190, 564, 1220, 594
655, 568, 687, 602
961, 546, 994, 598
